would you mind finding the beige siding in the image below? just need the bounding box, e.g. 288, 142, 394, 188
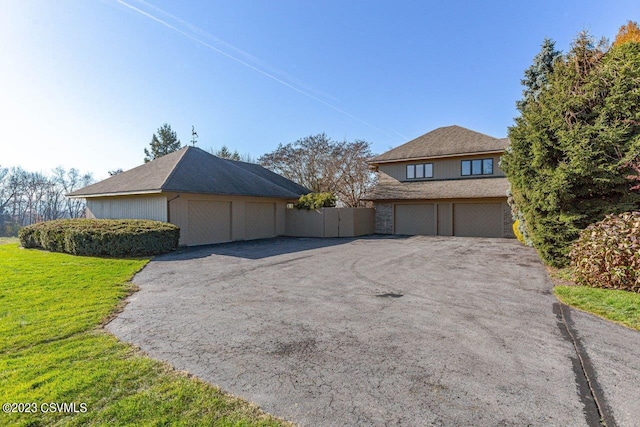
343, 208, 372, 236
245, 202, 276, 240
394, 204, 435, 235
285, 208, 375, 237
187, 200, 232, 245
453, 203, 503, 238
437, 203, 453, 236
378, 153, 504, 182
285, 209, 325, 237
86, 196, 167, 221
167, 193, 289, 245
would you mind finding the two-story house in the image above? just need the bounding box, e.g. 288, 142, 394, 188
365, 125, 514, 238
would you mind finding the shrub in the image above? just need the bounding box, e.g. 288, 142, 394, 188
512, 219, 525, 244
570, 212, 640, 293
295, 192, 337, 210
18, 219, 180, 257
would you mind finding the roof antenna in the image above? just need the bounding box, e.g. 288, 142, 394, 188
191, 126, 199, 146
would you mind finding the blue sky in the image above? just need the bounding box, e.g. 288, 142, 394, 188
2, 0, 638, 180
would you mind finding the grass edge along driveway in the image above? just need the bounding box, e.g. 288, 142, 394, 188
0, 243, 290, 427
549, 267, 640, 332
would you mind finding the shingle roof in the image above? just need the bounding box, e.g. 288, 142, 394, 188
364, 177, 510, 200
368, 125, 508, 164
68, 146, 310, 199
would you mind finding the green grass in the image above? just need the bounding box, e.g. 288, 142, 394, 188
0, 244, 289, 426
554, 284, 640, 332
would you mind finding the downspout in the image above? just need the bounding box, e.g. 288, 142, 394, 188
166, 194, 180, 223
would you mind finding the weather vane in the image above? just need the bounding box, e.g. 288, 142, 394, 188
191, 126, 199, 146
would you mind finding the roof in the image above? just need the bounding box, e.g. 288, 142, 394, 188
368, 125, 509, 164
68, 146, 310, 199
364, 177, 510, 200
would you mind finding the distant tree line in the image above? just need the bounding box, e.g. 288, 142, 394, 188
0, 166, 93, 236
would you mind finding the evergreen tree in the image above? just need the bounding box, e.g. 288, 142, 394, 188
144, 123, 182, 163
502, 31, 640, 267
516, 38, 561, 111
215, 145, 241, 161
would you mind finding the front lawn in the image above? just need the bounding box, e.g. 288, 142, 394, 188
548, 266, 640, 332
0, 243, 288, 426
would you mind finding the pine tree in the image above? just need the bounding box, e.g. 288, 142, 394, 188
516, 38, 562, 111
143, 123, 182, 163
502, 31, 640, 266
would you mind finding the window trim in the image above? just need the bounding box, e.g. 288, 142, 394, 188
461, 158, 494, 176
406, 163, 433, 180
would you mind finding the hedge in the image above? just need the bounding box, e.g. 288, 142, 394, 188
570, 212, 640, 293
19, 219, 180, 257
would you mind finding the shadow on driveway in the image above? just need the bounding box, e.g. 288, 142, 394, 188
157, 235, 410, 261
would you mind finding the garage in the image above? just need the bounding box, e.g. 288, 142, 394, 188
394, 204, 435, 235
187, 200, 232, 245
245, 202, 276, 240
453, 203, 503, 238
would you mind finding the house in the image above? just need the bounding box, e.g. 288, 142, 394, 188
365, 125, 514, 238
68, 146, 309, 246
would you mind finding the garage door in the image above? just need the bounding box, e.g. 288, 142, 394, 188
453, 203, 502, 238
187, 200, 231, 245
245, 202, 276, 240
394, 204, 435, 235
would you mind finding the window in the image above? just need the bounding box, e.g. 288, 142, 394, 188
483, 158, 493, 175
406, 164, 415, 179
461, 158, 494, 176
471, 159, 482, 175
406, 163, 433, 180
424, 163, 433, 178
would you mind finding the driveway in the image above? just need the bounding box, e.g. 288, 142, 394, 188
107, 236, 639, 426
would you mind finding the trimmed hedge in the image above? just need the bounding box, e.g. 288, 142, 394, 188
570, 212, 640, 293
19, 219, 180, 257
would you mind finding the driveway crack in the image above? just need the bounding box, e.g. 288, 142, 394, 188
555, 302, 616, 427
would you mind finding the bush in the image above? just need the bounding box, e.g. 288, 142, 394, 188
295, 192, 337, 210
512, 219, 525, 244
570, 212, 640, 293
19, 219, 180, 257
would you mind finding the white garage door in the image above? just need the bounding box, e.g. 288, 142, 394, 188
453, 203, 503, 238
245, 202, 276, 240
394, 204, 435, 235
187, 200, 232, 245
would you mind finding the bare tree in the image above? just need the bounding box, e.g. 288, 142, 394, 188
0, 166, 94, 235
259, 134, 376, 207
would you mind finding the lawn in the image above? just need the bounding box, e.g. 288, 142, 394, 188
0, 243, 289, 426
550, 267, 640, 332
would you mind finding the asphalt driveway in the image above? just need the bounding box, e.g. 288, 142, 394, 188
107, 236, 640, 426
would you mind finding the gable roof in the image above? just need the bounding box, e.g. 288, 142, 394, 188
368, 125, 509, 164
68, 146, 310, 199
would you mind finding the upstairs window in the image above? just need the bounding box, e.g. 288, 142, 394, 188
406, 163, 433, 180
461, 158, 493, 176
